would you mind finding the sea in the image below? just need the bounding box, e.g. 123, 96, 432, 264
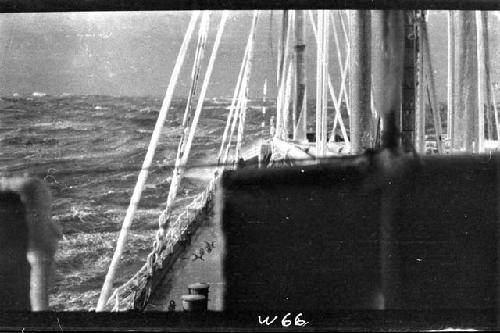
0, 94, 267, 311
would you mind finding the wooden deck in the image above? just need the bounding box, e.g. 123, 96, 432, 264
145, 207, 224, 311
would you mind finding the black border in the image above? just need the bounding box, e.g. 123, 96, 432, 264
0, 0, 500, 12
1, 1, 499, 331
0, 310, 496, 331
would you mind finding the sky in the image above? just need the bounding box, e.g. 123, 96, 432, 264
0, 10, 498, 101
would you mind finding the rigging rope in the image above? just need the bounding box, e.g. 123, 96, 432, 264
281, 12, 295, 140
269, 11, 275, 85
156, 11, 210, 237
156, 11, 229, 246
235, 12, 259, 163
308, 10, 350, 144
492, 83, 500, 142
282, 59, 294, 140
276, 11, 292, 140
96, 11, 201, 312
235, 86, 249, 163
215, 14, 254, 168
182, 12, 211, 128
220, 11, 259, 168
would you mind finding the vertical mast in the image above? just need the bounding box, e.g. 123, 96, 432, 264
276, 10, 291, 140
401, 11, 417, 152
294, 10, 307, 142
457, 12, 478, 153
447, 11, 455, 146
349, 10, 372, 154
371, 11, 404, 151
373, 11, 405, 310
415, 11, 426, 153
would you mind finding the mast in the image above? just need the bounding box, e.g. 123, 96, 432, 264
294, 10, 307, 142
401, 11, 417, 152
372, 11, 405, 310
447, 11, 455, 146
371, 11, 404, 151
415, 11, 426, 153
349, 10, 372, 154
276, 10, 290, 140
457, 12, 478, 153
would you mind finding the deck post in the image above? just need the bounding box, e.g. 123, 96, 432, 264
349, 10, 372, 154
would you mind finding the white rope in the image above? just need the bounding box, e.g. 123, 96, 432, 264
235, 11, 260, 161
309, 10, 349, 144
330, 11, 351, 119
235, 87, 249, 162
157, 12, 211, 232
221, 11, 259, 167
96, 11, 200, 312
281, 12, 295, 140
157, 11, 229, 238
326, 12, 349, 143
281, 58, 294, 140
336, 11, 351, 115
276, 11, 292, 140
492, 83, 500, 142
215, 11, 257, 167
182, 12, 211, 127
222, 91, 245, 166
327, 79, 349, 143
314, 10, 329, 157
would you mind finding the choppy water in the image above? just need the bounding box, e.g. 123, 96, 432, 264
0, 94, 265, 310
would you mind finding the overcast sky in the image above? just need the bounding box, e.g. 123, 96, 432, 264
0, 11, 498, 101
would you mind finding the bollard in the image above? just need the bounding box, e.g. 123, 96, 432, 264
181, 294, 207, 312
188, 282, 209, 310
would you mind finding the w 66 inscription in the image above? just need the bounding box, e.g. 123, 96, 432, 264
258, 313, 309, 327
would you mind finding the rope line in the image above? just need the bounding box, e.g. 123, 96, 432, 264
156, 11, 229, 249
235, 12, 260, 163
309, 10, 350, 144
492, 83, 500, 142
215, 14, 254, 167
95, 11, 201, 312
221, 11, 259, 168
157, 11, 211, 235
276, 11, 292, 140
